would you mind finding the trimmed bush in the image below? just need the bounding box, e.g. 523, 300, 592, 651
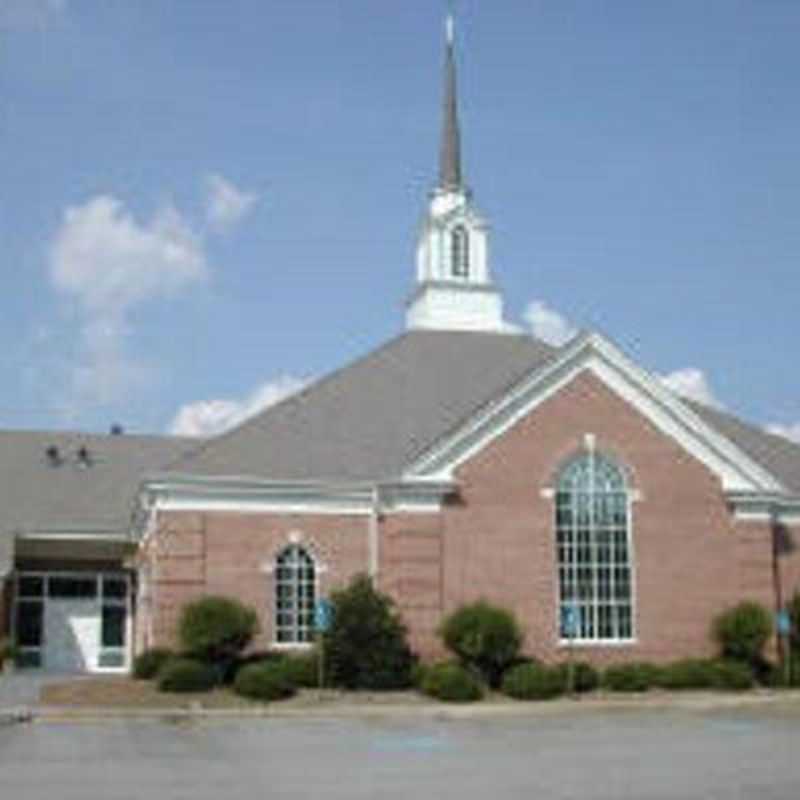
657, 659, 718, 690
502, 663, 566, 700
710, 660, 754, 691
556, 661, 600, 694
157, 658, 217, 693
324, 574, 416, 690
234, 662, 296, 702
713, 602, 772, 666
133, 647, 174, 680
602, 662, 660, 692
421, 662, 484, 702
280, 651, 320, 688
410, 662, 429, 689
178, 596, 258, 674
439, 601, 523, 688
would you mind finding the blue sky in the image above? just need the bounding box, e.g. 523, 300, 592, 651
1, 0, 798, 440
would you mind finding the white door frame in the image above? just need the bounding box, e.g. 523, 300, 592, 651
11, 570, 132, 673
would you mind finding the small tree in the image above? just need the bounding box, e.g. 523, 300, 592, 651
178, 595, 258, 677
439, 601, 522, 688
713, 601, 772, 666
324, 574, 416, 690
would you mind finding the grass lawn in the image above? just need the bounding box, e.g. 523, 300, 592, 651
39, 677, 432, 710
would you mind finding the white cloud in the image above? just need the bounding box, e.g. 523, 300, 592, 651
767, 422, 800, 444
660, 367, 723, 409
0, 0, 66, 29
169, 375, 309, 437
205, 173, 258, 233
523, 300, 578, 346
48, 194, 208, 409
51, 195, 207, 313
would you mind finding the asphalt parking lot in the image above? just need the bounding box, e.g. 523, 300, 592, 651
1, 705, 799, 799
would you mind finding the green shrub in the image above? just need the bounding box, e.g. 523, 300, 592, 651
602, 662, 660, 692
133, 647, 175, 680
410, 662, 429, 689
178, 596, 258, 674
280, 651, 320, 688
421, 662, 484, 702
502, 663, 566, 700
157, 658, 217, 693
556, 661, 600, 694
439, 601, 523, 688
234, 662, 296, 702
324, 574, 416, 690
713, 602, 772, 666
657, 659, 718, 690
710, 660, 754, 691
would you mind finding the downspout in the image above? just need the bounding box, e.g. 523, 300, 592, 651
368, 485, 381, 584
769, 503, 786, 669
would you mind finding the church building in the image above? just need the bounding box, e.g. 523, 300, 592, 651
1, 16, 799, 673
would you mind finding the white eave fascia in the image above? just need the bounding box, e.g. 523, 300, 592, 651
405, 331, 785, 495
13, 525, 130, 540
726, 491, 800, 522
139, 472, 457, 515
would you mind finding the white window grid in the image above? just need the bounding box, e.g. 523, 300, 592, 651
274, 545, 316, 644
451, 225, 470, 278
555, 453, 634, 643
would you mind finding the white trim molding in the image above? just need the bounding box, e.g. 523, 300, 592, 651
727, 491, 800, 524
137, 474, 457, 523
405, 331, 786, 495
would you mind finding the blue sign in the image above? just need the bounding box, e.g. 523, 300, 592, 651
776, 610, 792, 636
561, 604, 581, 638
314, 599, 333, 632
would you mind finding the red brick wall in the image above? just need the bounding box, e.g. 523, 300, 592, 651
136, 370, 786, 669
139, 510, 371, 653
388, 372, 777, 665
777, 522, 800, 608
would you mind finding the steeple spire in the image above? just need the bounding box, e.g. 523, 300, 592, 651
406, 6, 505, 333
438, 8, 462, 191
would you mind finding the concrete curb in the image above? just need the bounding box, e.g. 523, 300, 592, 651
8, 689, 800, 724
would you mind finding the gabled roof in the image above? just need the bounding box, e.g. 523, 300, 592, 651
0, 431, 195, 536
165, 330, 800, 498
686, 401, 800, 495
165, 331, 559, 482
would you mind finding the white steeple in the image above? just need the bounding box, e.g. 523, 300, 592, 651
406, 10, 505, 333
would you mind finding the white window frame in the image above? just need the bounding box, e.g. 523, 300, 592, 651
272, 545, 317, 648
450, 224, 470, 278
10, 570, 132, 672
553, 453, 637, 646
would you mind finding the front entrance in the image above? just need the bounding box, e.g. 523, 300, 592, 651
43, 600, 101, 672
12, 572, 130, 672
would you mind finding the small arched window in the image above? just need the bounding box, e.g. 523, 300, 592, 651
555, 453, 633, 642
451, 225, 470, 278
274, 545, 316, 644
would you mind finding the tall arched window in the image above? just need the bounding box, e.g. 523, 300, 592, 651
555, 453, 633, 641
451, 225, 470, 278
274, 545, 316, 644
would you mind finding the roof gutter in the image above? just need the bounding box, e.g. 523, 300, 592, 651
726, 491, 800, 523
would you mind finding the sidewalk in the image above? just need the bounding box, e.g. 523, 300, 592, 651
8, 686, 800, 725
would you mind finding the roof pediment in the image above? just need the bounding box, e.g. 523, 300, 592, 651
405, 332, 787, 495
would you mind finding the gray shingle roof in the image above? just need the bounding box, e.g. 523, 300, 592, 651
167, 331, 559, 481
0, 431, 194, 536
1, 330, 797, 573
686, 400, 800, 495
